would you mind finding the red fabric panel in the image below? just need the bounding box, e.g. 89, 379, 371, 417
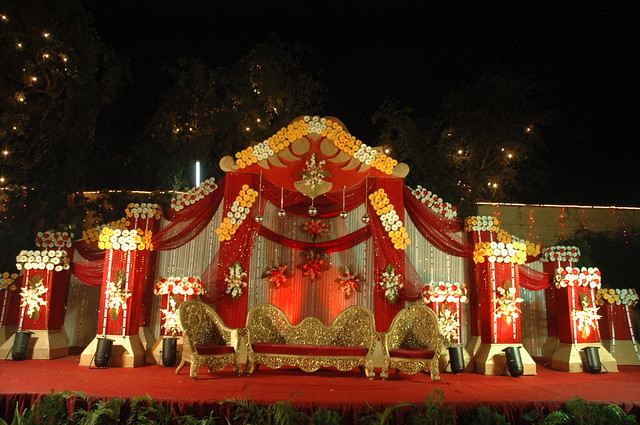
257, 224, 370, 253
0, 283, 21, 326
599, 304, 634, 340
194, 344, 234, 355
19, 268, 70, 331
388, 348, 435, 359
542, 260, 572, 338
252, 343, 368, 357
518, 265, 552, 291
71, 259, 104, 286
74, 240, 105, 261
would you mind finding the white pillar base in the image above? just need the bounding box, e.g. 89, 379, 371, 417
473, 343, 537, 375
601, 340, 640, 365
80, 334, 146, 368
541, 336, 559, 358
551, 342, 619, 372
0, 329, 68, 360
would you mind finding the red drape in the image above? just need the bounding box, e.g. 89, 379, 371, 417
257, 225, 371, 253
75, 240, 105, 261
71, 259, 104, 286
518, 265, 552, 291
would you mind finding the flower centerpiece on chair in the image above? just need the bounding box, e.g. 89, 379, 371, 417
225, 262, 247, 300
20, 275, 48, 321
378, 264, 403, 303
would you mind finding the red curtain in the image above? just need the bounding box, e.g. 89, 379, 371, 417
518, 265, 552, 291
258, 225, 370, 253
71, 259, 104, 286
75, 240, 105, 261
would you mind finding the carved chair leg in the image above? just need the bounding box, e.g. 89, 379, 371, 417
175, 358, 186, 375
189, 362, 200, 380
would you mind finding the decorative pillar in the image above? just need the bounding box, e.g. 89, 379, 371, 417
80, 227, 154, 367
147, 276, 204, 364
0, 273, 21, 345
422, 281, 472, 372
550, 266, 618, 372
540, 245, 581, 357
596, 288, 639, 365
0, 245, 72, 359
466, 216, 536, 375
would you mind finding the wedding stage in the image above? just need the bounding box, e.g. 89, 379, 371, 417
1, 356, 639, 423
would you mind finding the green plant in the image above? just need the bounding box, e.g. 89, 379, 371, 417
74, 397, 125, 425
358, 402, 413, 425
224, 396, 304, 425
127, 395, 174, 424
523, 398, 637, 425
459, 406, 508, 425
407, 389, 455, 425
307, 407, 342, 425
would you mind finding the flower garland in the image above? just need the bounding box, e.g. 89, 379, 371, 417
125, 202, 163, 220
438, 306, 460, 346
98, 227, 153, 251
337, 267, 361, 299
596, 288, 639, 306
215, 185, 258, 242
302, 219, 331, 240
496, 230, 541, 258
410, 185, 457, 218
154, 276, 204, 296
36, 230, 74, 249
300, 250, 329, 280
368, 188, 411, 250
0, 272, 19, 291
464, 216, 500, 232
572, 293, 601, 339
554, 267, 602, 289
15, 249, 71, 272
82, 218, 129, 244
171, 177, 218, 212
105, 270, 131, 320
378, 264, 403, 303
224, 262, 247, 300
160, 297, 182, 336
301, 153, 330, 193
422, 281, 468, 304
542, 245, 581, 263
472, 241, 528, 264
493, 285, 523, 325
20, 275, 48, 321
261, 264, 288, 288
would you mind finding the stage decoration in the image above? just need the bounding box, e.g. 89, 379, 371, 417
0, 272, 19, 291
224, 262, 247, 300
379, 264, 403, 303
215, 184, 258, 242
596, 288, 639, 306
409, 185, 457, 218
554, 267, 602, 289
496, 230, 541, 259
472, 241, 527, 264
125, 202, 163, 219
160, 297, 181, 337
337, 267, 361, 299
82, 218, 129, 244
154, 276, 204, 296
572, 293, 601, 339
19, 275, 48, 321
97, 227, 153, 251
300, 249, 329, 280
543, 246, 580, 263
261, 265, 288, 288
300, 153, 330, 197
15, 249, 71, 272
235, 119, 306, 168
369, 188, 410, 250
493, 284, 524, 325
422, 281, 468, 304
464, 215, 500, 232
35, 230, 74, 249
437, 305, 460, 346
302, 219, 331, 240
170, 177, 218, 212
105, 270, 131, 321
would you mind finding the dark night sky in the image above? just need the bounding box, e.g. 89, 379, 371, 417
84, 1, 640, 207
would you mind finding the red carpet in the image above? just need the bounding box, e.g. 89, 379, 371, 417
1, 356, 639, 423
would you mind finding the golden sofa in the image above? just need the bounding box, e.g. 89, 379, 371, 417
245, 304, 378, 378
381, 304, 444, 380
177, 300, 245, 379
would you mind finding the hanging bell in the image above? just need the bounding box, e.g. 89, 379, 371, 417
277, 209, 286, 218
254, 215, 264, 223
361, 213, 370, 224
339, 210, 348, 220
308, 206, 317, 217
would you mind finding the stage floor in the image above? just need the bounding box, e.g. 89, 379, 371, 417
1, 356, 639, 423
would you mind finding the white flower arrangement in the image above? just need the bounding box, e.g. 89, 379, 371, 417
225, 261, 247, 300
378, 264, 403, 303
572, 293, 601, 339
35, 230, 74, 249
353, 143, 376, 166
303, 115, 327, 134
105, 270, 131, 320
98, 227, 153, 251
542, 245, 581, 263
464, 216, 500, 232
160, 297, 182, 336
301, 153, 329, 192
171, 177, 218, 212
493, 285, 524, 325
251, 139, 276, 161
422, 281, 468, 304
554, 267, 602, 289
410, 185, 458, 218
473, 241, 528, 265
596, 288, 639, 306
438, 306, 460, 346
154, 276, 204, 296
20, 275, 48, 321
15, 249, 71, 272
125, 202, 163, 220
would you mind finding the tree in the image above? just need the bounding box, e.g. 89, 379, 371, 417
0, 0, 129, 270
137, 35, 327, 190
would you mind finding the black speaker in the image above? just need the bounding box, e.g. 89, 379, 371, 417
503, 346, 524, 377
